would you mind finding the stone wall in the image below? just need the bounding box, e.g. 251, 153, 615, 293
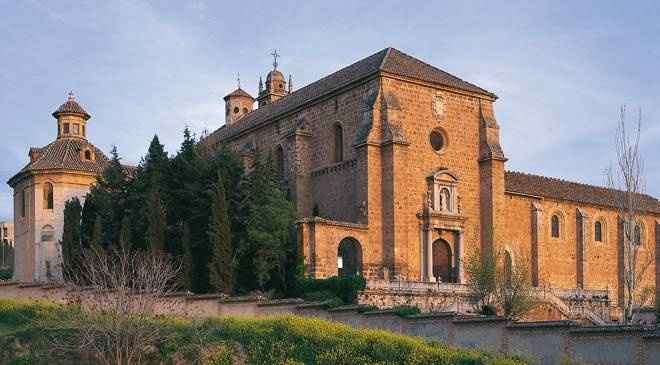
1, 281, 658, 364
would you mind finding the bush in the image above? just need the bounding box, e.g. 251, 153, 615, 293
481, 304, 497, 316
0, 299, 527, 365
392, 305, 421, 317
297, 275, 366, 305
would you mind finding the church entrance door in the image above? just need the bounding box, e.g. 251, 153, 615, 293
432, 239, 453, 282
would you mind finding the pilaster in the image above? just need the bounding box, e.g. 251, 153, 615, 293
531, 201, 543, 286
576, 208, 589, 289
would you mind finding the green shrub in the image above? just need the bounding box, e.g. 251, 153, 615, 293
391, 305, 421, 317
297, 275, 366, 305
358, 305, 379, 313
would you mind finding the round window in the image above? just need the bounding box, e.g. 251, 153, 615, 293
429, 130, 445, 152
233, 107, 240, 114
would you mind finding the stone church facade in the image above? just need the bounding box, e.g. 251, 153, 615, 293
8, 94, 109, 282
203, 47, 660, 306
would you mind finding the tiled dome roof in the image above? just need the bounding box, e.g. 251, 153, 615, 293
52, 94, 91, 120
266, 69, 285, 83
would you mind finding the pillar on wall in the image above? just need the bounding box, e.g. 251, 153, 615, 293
617, 216, 625, 307
531, 201, 543, 287
287, 116, 313, 218
576, 208, 589, 289
478, 100, 507, 257
454, 229, 464, 283
380, 89, 410, 279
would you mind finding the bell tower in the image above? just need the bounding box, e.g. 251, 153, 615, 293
224, 73, 255, 125
53, 92, 90, 140
257, 49, 291, 107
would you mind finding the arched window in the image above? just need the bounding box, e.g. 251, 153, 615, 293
41, 225, 55, 242
594, 221, 603, 242
20, 189, 27, 218
275, 145, 285, 179
551, 214, 560, 238
43, 183, 53, 210
634, 224, 642, 246
84, 150, 92, 160
333, 123, 343, 162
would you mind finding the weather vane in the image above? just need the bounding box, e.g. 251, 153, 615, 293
67, 90, 75, 100
237, 72, 241, 89
271, 49, 280, 70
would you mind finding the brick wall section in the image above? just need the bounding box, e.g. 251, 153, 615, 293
503, 194, 656, 307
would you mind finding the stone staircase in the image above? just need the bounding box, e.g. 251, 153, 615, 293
362, 280, 612, 324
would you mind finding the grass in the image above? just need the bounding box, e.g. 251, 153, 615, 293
0, 299, 527, 365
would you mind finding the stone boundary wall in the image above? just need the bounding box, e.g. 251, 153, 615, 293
1, 281, 658, 364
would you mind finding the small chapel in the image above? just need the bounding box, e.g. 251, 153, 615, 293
8, 93, 109, 282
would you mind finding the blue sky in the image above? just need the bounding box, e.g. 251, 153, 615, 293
1, 0, 659, 221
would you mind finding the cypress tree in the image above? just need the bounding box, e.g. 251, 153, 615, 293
181, 222, 194, 291
236, 153, 295, 292
91, 214, 104, 250
147, 189, 167, 253
61, 197, 82, 281
119, 215, 132, 251
208, 173, 233, 294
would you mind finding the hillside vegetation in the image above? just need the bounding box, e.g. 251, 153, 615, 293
0, 299, 526, 365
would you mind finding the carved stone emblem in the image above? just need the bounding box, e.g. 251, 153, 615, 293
432, 95, 445, 121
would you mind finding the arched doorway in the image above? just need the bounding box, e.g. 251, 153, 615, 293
432, 239, 453, 282
337, 237, 362, 277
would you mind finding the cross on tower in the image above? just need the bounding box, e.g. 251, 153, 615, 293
67, 91, 75, 100
271, 49, 280, 70
237, 72, 241, 89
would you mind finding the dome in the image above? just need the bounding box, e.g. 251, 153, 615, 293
266, 69, 285, 83
52, 94, 91, 120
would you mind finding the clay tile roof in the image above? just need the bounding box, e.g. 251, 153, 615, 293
380, 48, 495, 98
505, 171, 660, 214
223, 88, 254, 100
8, 138, 109, 186
52, 97, 91, 119
203, 47, 494, 145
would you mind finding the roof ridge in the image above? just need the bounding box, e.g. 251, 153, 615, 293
382, 48, 495, 97
378, 47, 393, 69
505, 170, 660, 212
505, 170, 612, 191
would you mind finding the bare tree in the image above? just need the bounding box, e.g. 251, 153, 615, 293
465, 248, 536, 318
465, 249, 497, 314
606, 105, 654, 324
495, 250, 536, 318
39, 245, 183, 364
